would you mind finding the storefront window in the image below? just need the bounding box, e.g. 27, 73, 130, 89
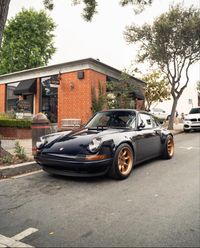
40, 75, 58, 123
6, 82, 33, 113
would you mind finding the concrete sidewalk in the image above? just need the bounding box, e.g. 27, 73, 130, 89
0, 123, 184, 179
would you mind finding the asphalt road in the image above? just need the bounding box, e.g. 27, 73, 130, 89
0, 132, 199, 247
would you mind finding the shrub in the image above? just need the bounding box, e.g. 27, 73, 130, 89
14, 141, 27, 160
1, 155, 13, 164
0, 112, 16, 119
0, 119, 31, 128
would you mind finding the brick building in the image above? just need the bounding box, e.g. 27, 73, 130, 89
0, 58, 145, 128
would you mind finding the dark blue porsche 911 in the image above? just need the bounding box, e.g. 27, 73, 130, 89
34, 109, 174, 180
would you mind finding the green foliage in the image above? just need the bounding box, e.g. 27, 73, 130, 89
106, 71, 138, 109
0, 119, 31, 128
107, 81, 136, 109
0, 8, 56, 75
0, 112, 16, 119
14, 141, 27, 160
124, 4, 200, 129
72, 0, 152, 21
1, 155, 12, 164
142, 71, 171, 111
91, 82, 106, 113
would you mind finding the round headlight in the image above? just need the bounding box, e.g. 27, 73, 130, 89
88, 138, 102, 152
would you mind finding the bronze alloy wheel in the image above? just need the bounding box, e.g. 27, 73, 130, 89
167, 137, 174, 157
117, 147, 133, 176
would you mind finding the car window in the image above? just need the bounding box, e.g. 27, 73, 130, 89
139, 113, 153, 129
151, 115, 160, 127
86, 111, 136, 129
189, 108, 200, 114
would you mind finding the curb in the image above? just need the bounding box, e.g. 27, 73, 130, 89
170, 130, 184, 135
0, 161, 41, 179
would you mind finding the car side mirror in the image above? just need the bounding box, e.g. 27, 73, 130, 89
138, 121, 145, 130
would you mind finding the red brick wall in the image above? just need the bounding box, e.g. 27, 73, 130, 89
57, 69, 106, 128
0, 84, 6, 113
0, 127, 31, 139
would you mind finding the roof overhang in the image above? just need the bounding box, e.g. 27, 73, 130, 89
14, 79, 36, 95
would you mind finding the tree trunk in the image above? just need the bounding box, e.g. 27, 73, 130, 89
0, 0, 10, 47
168, 97, 178, 130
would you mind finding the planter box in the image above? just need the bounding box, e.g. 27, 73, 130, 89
0, 127, 32, 139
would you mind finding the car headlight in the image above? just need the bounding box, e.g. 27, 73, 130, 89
88, 138, 102, 153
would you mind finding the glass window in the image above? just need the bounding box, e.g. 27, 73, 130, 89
6, 82, 33, 113
151, 115, 160, 128
86, 111, 136, 129
139, 113, 153, 129
6, 82, 19, 112
40, 75, 58, 123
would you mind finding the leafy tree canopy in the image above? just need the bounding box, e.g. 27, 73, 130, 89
141, 71, 171, 111
44, 0, 152, 21
0, 8, 56, 75
124, 4, 200, 129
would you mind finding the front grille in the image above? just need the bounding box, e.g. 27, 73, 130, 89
191, 118, 197, 122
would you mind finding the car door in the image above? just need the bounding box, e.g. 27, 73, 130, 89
135, 113, 162, 162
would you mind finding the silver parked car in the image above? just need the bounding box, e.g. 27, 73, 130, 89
150, 108, 171, 121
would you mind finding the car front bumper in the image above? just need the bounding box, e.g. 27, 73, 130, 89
183, 121, 200, 130
35, 154, 113, 177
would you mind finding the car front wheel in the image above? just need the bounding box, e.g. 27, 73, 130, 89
108, 143, 134, 180
162, 135, 174, 159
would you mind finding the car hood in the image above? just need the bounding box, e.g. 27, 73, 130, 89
185, 113, 200, 119
41, 128, 126, 156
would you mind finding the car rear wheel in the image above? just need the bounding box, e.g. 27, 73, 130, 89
108, 143, 134, 180
162, 135, 174, 159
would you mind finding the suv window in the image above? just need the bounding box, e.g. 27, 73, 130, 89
189, 108, 200, 114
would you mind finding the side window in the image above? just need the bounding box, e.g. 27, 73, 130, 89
151, 115, 159, 128
139, 113, 153, 129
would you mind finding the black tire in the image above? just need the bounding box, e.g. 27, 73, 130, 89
184, 129, 190, 133
108, 143, 134, 180
161, 135, 174, 159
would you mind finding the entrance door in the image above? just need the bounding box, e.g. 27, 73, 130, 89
40, 75, 58, 123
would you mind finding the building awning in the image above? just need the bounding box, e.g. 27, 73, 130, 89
14, 79, 36, 95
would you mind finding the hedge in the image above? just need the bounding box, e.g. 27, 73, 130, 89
0, 119, 31, 128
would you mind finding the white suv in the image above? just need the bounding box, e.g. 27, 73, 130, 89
150, 108, 171, 121
183, 107, 200, 132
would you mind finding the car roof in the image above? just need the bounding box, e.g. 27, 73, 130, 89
98, 109, 150, 115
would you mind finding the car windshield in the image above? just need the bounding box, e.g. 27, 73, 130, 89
85, 111, 136, 129
189, 108, 200, 114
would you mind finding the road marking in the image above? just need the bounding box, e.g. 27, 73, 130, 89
178, 146, 200, 150
0, 228, 38, 248
12, 228, 38, 241
12, 170, 42, 179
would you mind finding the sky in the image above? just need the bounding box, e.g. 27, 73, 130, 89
7, 0, 200, 114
